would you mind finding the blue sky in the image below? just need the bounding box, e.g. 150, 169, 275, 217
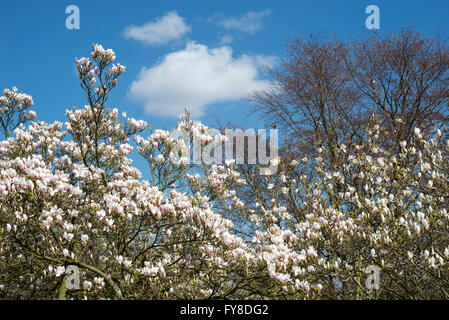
2, 0, 449, 178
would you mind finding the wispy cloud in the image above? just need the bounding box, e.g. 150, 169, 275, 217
219, 34, 234, 45
211, 10, 272, 35
128, 42, 274, 118
124, 11, 191, 45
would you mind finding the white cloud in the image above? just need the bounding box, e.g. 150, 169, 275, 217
253, 54, 278, 69
124, 11, 191, 45
213, 10, 271, 35
129, 42, 274, 118
220, 34, 234, 45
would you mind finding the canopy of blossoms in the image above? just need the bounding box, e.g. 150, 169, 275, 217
0, 44, 448, 300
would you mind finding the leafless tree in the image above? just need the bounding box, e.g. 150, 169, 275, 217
348, 27, 449, 147
251, 27, 449, 158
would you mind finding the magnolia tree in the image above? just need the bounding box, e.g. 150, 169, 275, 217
0, 44, 448, 300
0, 44, 289, 300
232, 118, 449, 299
